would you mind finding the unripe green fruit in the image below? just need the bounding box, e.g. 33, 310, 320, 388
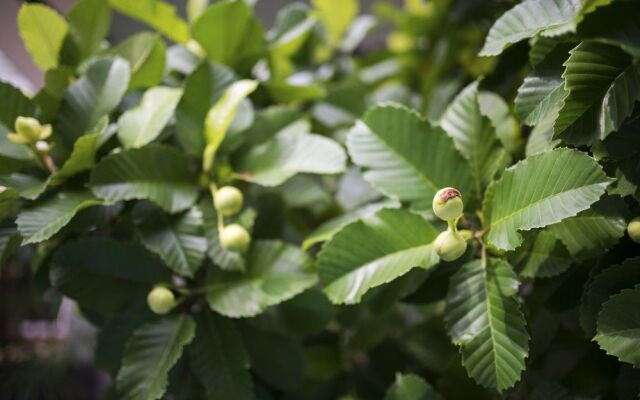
214, 186, 244, 216
628, 217, 640, 244
147, 286, 175, 315
219, 224, 251, 252
432, 187, 464, 222
434, 230, 467, 262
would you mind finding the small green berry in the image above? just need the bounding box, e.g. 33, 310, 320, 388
219, 224, 251, 252
147, 286, 175, 315
214, 186, 244, 216
432, 187, 464, 222
628, 217, 640, 244
434, 229, 467, 262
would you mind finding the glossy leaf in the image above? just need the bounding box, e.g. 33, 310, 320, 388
50, 237, 170, 313
133, 203, 207, 278
577, 1, 640, 58
594, 286, 640, 367
0, 81, 36, 129
548, 195, 628, 259
515, 230, 572, 279
90, 145, 197, 213
235, 126, 347, 187
175, 61, 236, 155
189, 311, 253, 400
384, 373, 443, 400
191, 0, 265, 71
318, 208, 439, 304
580, 257, 640, 337
17, 4, 68, 71
205, 240, 317, 318
106, 32, 166, 89
445, 258, 529, 392
483, 148, 611, 251
312, 0, 358, 48
554, 41, 640, 145
68, 0, 112, 60
117, 315, 196, 400
479, 0, 582, 56
57, 57, 130, 145
118, 86, 182, 148
109, 0, 189, 43
49, 132, 102, 185
16, 191, 104, 244
347, 104, 472, 212
441, 82, 510, 197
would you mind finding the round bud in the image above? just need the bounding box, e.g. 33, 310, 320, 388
628, 217, 640, 244
15, 116, 42, 142
147, 286, 175, 315
432, 187, 464, 222
214, 186, 244, 216
219, 224, 251, 252
434, 230, 467, 262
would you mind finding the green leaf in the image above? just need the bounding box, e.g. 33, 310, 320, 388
133, 203, 207, 278
514, 230, 572, 279
384, 373, 444, 400
577, 1, 640, 58
191, 0, 265, 71
118, 86, 182, 148
17, 3, 68, 71
554, 41, 640, 145
441, 82, 510, 197
515, 46, 568, 126
234, 126, 347, 187
594, 286, 640, 367
91, 145, 197, 213
312, 0, 358, 48
268, 5, 316, 80
580, 257, 640, 337
106, 32, 167, 89
117, 315, 196, 400
200, 197, 256, 272
318, 208, 440, 305
188, 311, 253, 400
0, 226, 21, 266
16, 191, 104, 244
0, 81, 36, 129
205, 240, 317, 318
525, 114, 560, 156
312, 78, 367, 129
57, 57, 130, 145
302, 203, 390, 250
483, 148, 611, 251
49, 132, 102, 185
109, 0, 189, 43
548, 195, 628, 259
479, 0, 582, 56
68, 0, 112, 60
265, 81, 327, 103
445, 258, 529, 392
175, 61, 236, 155
478, 91, 523, 156
203, 80, 258, 170
347, 104, 472, 212
0, 174, 46, 200
51, 237, 170, 313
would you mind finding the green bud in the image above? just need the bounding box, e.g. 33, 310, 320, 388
214, 186, 244, 216
628, 217, 640, 244
432, 187, 464, 222
219, 224, 251, 252
147, 286, 176, 315
434, 229, 467, 262
15, 116, 51, 142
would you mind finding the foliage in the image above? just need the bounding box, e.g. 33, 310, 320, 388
2, 0, 640, 398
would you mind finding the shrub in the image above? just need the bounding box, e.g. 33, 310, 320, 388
1, 0, 639, 398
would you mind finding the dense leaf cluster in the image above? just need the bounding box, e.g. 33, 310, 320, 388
1, 0, 639, 399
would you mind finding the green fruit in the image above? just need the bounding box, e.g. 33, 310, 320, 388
14, 116, 51, 142
147, 286, 175, 315
434, 229, 467, 262
214, 186, 244, 216
219, 224, 251, 252
432, 187, 464, 222
628, 217, 640, 244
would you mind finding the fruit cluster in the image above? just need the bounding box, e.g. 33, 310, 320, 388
432, 187, 468, 262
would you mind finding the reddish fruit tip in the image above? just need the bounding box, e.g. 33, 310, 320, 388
439, 188, 461, 202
